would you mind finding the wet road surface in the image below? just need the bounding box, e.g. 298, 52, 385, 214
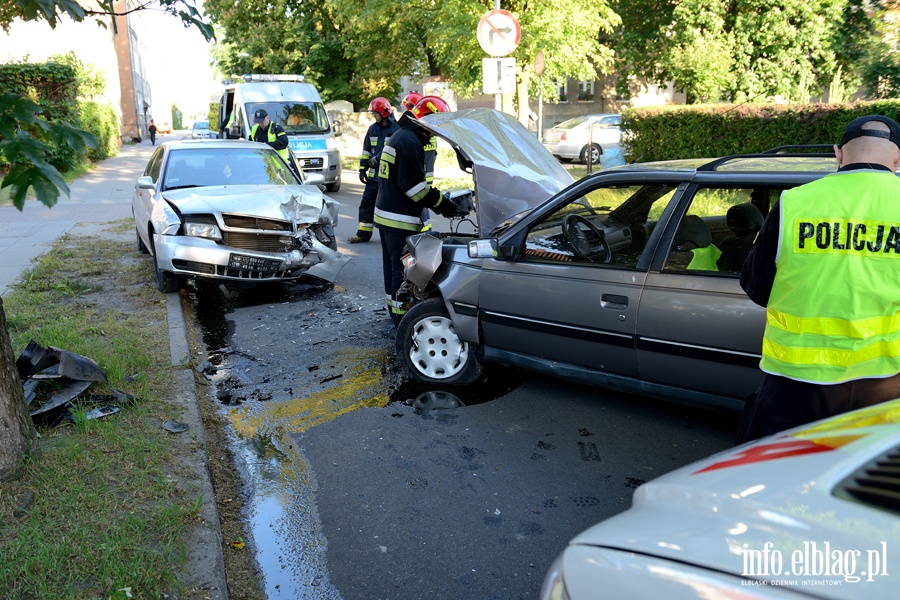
183, 178, 741, 598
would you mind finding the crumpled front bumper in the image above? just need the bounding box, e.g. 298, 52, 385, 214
154, 232, 349, 283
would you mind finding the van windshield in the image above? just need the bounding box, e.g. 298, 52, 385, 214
247, 102, 331, 135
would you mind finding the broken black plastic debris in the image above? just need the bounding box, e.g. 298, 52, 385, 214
161, 420, 189, 433
17, 341, 140, 426
16, 341, 107, 383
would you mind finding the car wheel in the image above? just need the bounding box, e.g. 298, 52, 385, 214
149, 234, 181, 293
325, 181, 341, 193
580, 144, 602, 165
396, 298, 483, 385
136, 227, 149, 254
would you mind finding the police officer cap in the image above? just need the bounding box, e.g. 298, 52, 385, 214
253, 108, 268, 123
838, 115, 900, 150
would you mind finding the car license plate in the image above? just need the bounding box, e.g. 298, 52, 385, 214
228, 254, 282, 272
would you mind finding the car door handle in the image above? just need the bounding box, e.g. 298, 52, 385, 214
601, 294, 628, 310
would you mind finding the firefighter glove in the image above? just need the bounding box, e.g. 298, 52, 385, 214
358, 169, 368, 184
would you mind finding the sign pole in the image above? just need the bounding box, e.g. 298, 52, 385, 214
538, 75, 543, 141
493, 0, 500, 110
534, 50, 545, 142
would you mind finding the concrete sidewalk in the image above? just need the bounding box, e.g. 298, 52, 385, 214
0, 138, 229, 599
0, 142, 153, 296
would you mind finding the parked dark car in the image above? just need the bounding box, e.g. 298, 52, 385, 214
395, 109, 842, 411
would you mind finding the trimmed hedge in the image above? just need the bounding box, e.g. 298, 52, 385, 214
622, 100, 900, 163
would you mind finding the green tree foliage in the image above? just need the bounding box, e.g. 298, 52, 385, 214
614, 0, 884, 104
857, 2, 900, 99
205, 0, 356, 104
206, 0, 620, 111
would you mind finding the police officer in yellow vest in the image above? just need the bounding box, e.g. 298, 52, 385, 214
249, 109, 289, 161
738, 115, 900, 444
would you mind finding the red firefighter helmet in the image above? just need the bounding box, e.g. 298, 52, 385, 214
368, 97, 392, 118
411, 95, 450, 119
401, 91, 422, 112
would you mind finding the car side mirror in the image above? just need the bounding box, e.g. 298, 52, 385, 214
467, 239, 498, 259
332, 119, 342, 137
137, 176, 155, 190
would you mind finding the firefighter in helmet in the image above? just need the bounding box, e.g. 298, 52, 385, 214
374, 95, 458, 323
349, 97, 399, 243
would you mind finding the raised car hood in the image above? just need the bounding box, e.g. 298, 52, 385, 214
417, 108, 572, 236
570, 399, 900, 597
162, 184, 326, 223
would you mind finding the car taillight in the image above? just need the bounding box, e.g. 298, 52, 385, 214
560, 132, 567, 141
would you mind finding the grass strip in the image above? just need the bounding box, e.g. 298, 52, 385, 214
0, 219, 201, 599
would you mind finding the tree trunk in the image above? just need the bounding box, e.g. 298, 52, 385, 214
0, 297, 36, 481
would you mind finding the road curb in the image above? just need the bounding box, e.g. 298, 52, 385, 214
166, 291, 229, 599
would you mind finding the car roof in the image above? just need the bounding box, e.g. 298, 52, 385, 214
159, 140, 273, 151
603, 145, 841, 177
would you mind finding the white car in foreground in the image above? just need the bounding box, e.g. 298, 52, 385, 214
542, 399, 900, 600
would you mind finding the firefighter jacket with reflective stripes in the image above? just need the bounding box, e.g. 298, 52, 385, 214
250, 122, 289, 161
374, 117, 446, 232
761, 169, 900, 384
359, 115, 398, 177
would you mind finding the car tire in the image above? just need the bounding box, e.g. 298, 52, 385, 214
580, 144, 602, 165
136, 227, 149, 254
396, 298, 483, 385
325, 181, 341, 193
149, 234, 181, 293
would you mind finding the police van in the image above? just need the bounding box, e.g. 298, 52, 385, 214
217, 74, 343, 191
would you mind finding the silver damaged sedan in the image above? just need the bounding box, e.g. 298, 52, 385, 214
132, 140, 347, 292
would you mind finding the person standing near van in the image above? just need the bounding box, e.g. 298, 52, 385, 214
350, 97, 398, 243
148, 120, 157, 146
249, 109, 289, 161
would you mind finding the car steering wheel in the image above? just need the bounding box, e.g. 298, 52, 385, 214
562, 214, 612, 263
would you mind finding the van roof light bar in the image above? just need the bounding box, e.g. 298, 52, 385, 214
241, 74, 305, 83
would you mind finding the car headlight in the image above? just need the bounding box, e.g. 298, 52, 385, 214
540, 555, 571, 600
184, 222, 222, 241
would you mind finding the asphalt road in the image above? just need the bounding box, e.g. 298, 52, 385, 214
185, 173, 741, 599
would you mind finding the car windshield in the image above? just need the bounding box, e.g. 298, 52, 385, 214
247, 102, 331, 134
162, 147, 299, 190
193, 122, 209, 130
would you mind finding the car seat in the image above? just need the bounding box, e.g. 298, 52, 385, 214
671, 215, 721, 271
717, 203, 764, 272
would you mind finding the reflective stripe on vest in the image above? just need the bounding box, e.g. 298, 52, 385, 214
761, 170, 900, 383
374, 207, 426, 232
